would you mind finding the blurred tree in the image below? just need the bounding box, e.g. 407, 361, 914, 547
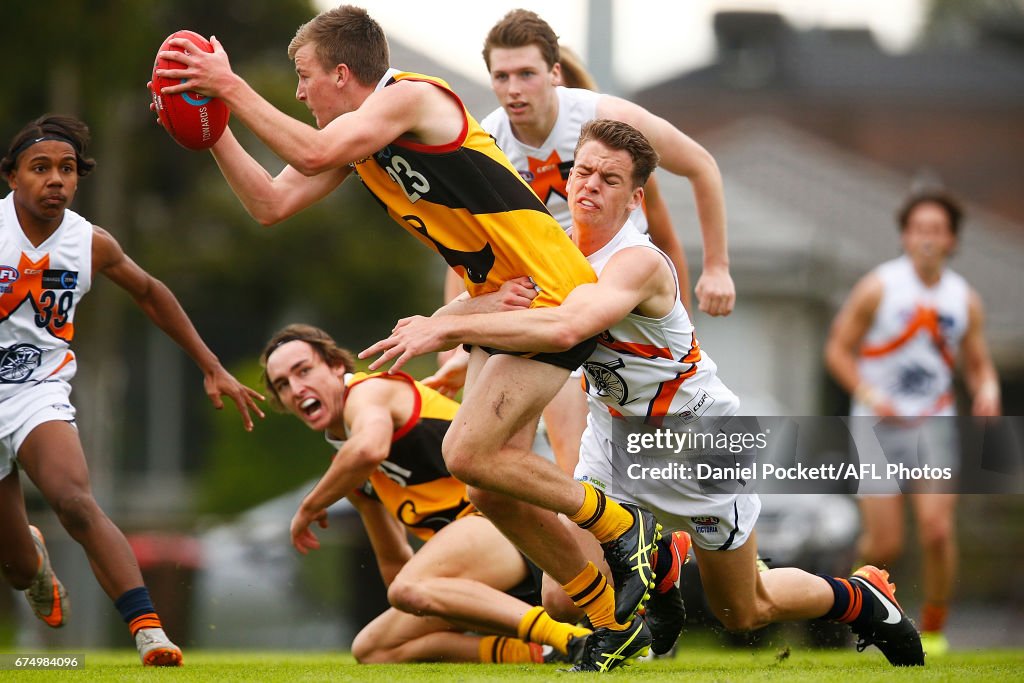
924, 0, 1024, 48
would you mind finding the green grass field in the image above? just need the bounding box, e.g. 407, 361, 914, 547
3, 648, 1022, 681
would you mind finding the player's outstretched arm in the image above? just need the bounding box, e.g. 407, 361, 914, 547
210, 128, 350, 226
291, 380, 397, 554
962, 289, 1001, 417
361, 248, 669, 373
156, 37, 439, 177
643, 174, 692, 311
92, 227, 265, 430
599, 96, 734, 316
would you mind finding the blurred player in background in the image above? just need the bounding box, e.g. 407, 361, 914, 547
156, 5, 663, 667
364, 120, 925, 669
261, 323, 590, 664
825, 189, 1001, 655
0, 114, 263, 666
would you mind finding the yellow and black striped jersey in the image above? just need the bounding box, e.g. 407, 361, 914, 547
353, 70, 596, 308
335, 371, 473, 542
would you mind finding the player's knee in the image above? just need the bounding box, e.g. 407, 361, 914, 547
541, 584, 580, 624
917, 516, 954, 551
351, 628, 390, 663
51, 492, 102, 536
714, 605, 762, 633
442, 445, 485, 488
387, 577, 430, 616
1, 552, 38, 590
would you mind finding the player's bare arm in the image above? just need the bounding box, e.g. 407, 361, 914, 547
210, 128, 350, 226
599, 95, 733, 316
348, 494, 415, 586
643, 174, 692, 311
157, 38, 462, 176
92, 226, 265, 430
361, 247, 672, 372
290, 379, 403, 554
961, 289, 1001, 416
824, 272, 891, 414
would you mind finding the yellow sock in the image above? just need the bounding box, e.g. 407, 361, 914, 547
567, 482, 633, 543
561, 562, 628, 631
517, 605, 592, 655
478, 635, 539, 663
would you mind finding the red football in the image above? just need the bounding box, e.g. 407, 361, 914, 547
150, 30, 229, 150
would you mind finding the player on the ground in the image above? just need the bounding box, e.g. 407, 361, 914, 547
260, 323, 592, 664
155, 5, 663, 666
825, 189, 1000, 656
0, 114, 263, 666
363, 120, 926, 669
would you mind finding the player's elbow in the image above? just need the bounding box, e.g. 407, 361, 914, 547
349, 445, 389, 470
290, 148, 334, 177
548, 321, 585, 352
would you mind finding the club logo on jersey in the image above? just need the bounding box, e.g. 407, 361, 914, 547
0, 343, 43, 383
41, 269, 78, 290
404, 215, 495, 284
691, 515, 720, 534
896, 363, 936, 397
583, 358, 628, 405
396, 497, 473, 536
526, 151, 571, 204
676, 389, 715, 423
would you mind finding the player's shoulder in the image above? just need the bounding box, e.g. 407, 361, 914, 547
480, 105, 509, 135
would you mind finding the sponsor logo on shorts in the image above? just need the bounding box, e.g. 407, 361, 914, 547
577, 475, 608, 491
676, 389, 715, 423
0, 343, 42, 383
691, 515, 720, 534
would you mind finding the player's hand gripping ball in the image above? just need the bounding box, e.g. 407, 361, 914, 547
150, 30, 229, 150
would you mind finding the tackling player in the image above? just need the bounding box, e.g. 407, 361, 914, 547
363, 120, 926, 669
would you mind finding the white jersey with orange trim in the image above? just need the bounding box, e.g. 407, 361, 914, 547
581, 220, 738, 436
0, 192, 92, 420
481, 86, 648, 233
854, 255, 969, 418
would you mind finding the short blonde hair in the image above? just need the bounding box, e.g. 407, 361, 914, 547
287, 5, 389, 86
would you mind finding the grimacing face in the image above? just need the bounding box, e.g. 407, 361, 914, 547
567, 139, 643, 231
266, 340, 347, 432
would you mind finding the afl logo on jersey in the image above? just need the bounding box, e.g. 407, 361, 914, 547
519, 170, 535, 182
0, 343, 43, 383
0, 266, 19, 283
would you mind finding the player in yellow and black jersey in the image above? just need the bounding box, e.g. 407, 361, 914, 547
260, 324, 589, 664
162, 5, 664, 654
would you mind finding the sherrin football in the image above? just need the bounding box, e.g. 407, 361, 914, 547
150, 30, 229, 150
